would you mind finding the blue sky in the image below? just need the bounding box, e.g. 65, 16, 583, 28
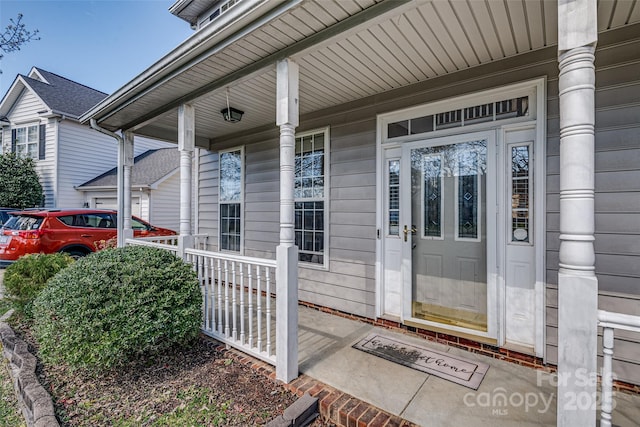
0, 0, 194, 96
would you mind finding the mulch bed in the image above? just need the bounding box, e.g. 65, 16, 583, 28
10, 321, 317, 426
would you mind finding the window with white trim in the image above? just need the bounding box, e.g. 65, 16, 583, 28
219, 148, 243, 252
14, 125, 39, 159
295, 129, 328, 265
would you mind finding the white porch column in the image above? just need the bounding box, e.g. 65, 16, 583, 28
275, 58, 299, 383
178, 104, 195, 257
117, 131, 134, 247
557, 1, 598, 426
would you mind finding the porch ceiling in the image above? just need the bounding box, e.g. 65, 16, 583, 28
85, 0, 640, 145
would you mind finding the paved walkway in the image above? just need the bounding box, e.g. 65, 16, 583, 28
296, 305, 640, 427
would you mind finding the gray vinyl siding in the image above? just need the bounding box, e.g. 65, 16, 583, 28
148, 172, 180, 231
197, 149, 219, 251
544, 27, 640, 383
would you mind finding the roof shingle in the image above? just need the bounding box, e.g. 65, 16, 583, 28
78, 148, 179, 189
24, 68, 108, 118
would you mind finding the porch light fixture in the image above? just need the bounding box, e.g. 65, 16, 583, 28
221, 106, 244, 123
221, 87, 244, 123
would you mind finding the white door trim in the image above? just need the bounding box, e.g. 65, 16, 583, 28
375, 78, 546, 356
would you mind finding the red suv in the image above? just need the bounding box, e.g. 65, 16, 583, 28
0, 209, 176, 267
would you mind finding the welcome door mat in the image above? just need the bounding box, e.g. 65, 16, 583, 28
352, 333, 489, 390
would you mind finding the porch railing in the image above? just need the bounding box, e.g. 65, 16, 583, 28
124, 239, 277, 365
184, 248, 277, 364
126, 236, 179, 256
132, 234, 209, 250
597, 310, 640, 427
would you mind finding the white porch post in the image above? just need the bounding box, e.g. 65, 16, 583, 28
275, 58, 299, 383
117, 131, 134, 247
557, 1, 598, 426
178, 104, 195, 257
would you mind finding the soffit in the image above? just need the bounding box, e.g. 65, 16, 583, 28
94, 0, 640, 144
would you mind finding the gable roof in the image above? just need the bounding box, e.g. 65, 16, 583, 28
76, 148, 179, 190
0, 67, 108, 120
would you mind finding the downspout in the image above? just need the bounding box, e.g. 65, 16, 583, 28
89, 119, 126, 247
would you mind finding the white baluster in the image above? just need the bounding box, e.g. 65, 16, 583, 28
231, 261, 237, 341
224, 260, 230, 337
239, 262, 245, 345
600, 327, 614, 427
199, 255, 207, 330
266, 266, 272, 356
217, 258, 223, 335
248, 264, 254, 348
209, 257, 215, 333
257, 265, 263, 353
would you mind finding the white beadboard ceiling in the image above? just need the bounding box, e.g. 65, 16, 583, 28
92, 0, 640, 145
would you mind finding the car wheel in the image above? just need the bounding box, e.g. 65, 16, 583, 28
64, 249, 88, 260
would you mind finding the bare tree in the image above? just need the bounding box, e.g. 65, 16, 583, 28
0, 13, 40, 72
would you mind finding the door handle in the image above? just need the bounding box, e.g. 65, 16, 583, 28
403, 225, 417, 242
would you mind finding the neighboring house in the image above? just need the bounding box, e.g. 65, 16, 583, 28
81, 0, 640, 423
0, 67, 173, 208
76, 148, 180, 230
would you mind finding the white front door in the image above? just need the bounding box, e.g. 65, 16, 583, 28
401, 131, 497, 338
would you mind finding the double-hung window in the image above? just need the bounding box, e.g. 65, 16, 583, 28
295, 128, 328, 265
14, 125, 40, 159
219, 147, 243, 252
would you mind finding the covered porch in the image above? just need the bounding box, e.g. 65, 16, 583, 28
81, 0, 640, 425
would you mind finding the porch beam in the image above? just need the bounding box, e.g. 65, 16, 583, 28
178, 103, 195, 256
557, 1, 598, 426
275, 58, 299, 383
118, 131, 134, 246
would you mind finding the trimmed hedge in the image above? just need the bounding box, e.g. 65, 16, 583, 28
3, 253, 74, 318
32, 245, 202, 371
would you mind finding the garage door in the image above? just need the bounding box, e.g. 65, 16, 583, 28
94, 197, 141, 218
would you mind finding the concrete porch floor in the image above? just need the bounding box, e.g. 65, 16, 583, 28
295, 304, 640, 427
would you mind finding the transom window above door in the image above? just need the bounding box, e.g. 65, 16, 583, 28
387, 96, 529, 139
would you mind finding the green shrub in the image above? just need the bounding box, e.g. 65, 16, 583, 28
3, 253, 74, 318
32, 246, 202, 372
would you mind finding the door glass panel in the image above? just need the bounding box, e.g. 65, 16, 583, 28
388, 160, 400, 236
422, 154, 442, 238
457, 150, 480, 240
511, 145, 531, 243
410, 140, 487, 331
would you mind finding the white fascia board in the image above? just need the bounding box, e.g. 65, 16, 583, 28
80, 0, 291, 125
28, 67, 49, 84
0, 76, 28, 117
